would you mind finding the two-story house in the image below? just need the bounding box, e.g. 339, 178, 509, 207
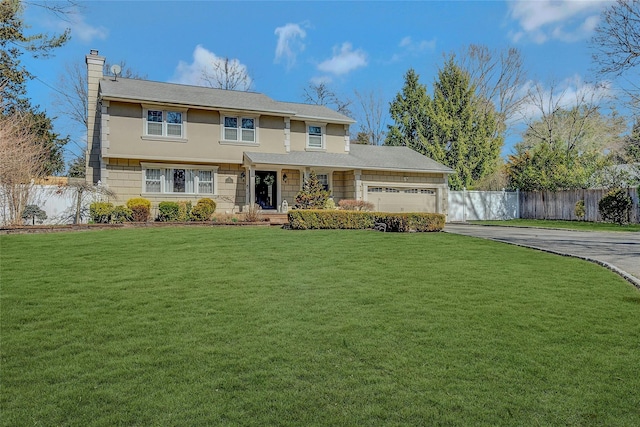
86, 50, 452, 215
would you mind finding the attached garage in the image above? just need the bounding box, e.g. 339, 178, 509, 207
366, 186, 438, 213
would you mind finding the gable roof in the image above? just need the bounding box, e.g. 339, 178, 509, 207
99, 77, 355, 124
245, 145, 454, 174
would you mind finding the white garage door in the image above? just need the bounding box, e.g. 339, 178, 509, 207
367, 186, 437, 213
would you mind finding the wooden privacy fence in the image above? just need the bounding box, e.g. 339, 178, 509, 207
519, 189, 640, 223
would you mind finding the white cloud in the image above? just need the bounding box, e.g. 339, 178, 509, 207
56, 11, 108, 43
171, 45, 252, 90
507, 0, 608, 44
517, 75, 613, 121
399, 36, 436, 52
274, 23, 307, 69
317, 43, 368, 75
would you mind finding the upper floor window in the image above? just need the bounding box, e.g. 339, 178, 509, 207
224, 116, 256, 143
145, 109, 184, 138
308, 125, 323, 149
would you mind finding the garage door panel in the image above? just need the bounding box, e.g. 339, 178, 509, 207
367, 186, 437, 213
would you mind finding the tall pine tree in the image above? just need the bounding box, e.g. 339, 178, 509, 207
385, 69, 430, 153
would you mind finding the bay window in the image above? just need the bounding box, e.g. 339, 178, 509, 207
142, 164, 217, 195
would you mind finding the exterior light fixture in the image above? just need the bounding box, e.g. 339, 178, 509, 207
282, 173, 288, 183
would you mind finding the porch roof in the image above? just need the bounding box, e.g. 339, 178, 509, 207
244, 145, 454, 174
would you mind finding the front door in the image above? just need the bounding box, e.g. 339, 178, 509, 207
255, 171, 277, 209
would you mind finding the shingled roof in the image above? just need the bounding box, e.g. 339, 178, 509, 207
99, 77, 355, 124
244, 145, 454, 174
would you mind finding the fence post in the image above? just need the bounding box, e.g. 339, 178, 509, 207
516, 189, 520, 219
463, 187, 467, 222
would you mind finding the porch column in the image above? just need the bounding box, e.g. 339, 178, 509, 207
248, 166, 255, 208
355, 169, 362, 200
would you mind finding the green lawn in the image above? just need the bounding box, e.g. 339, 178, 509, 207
1, 227, 639, 426
471, 219, 640, 232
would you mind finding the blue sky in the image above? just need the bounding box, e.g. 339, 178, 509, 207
22, 0, 623, 164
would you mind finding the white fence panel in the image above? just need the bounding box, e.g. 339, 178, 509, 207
1, 184, 94, 226
448, 190, 519, 222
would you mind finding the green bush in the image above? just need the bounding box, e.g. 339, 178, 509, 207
126, 197, 151, 222
574, 199, 585, 220
598, 188, 632, 225
111, 205, 133, 223
177, 201, 192, 222
374, 213, 445, 232
288, 210, 445, 232
89, 202, 114, 224
190, 198, 216, 221
157, 202, 180, 222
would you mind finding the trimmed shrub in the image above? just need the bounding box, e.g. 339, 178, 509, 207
112, 205, 133, 223
89, 202, 114, 224
287, 210, 445, 232
338, 199, 375, 211
598, 188, 632, 225
374, 213, 445, 232
126, 197, 151, 222
324, 197, 337, 210
157, 201, 180, 222
177, 201, 192, 222
190, 198, 216, 221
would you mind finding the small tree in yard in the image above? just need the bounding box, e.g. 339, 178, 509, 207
295, 171, 330, 209
22, 205, 47, 225
598, 188, 632, 225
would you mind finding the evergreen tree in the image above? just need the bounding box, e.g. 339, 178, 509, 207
385, 69, 430, 152
294, 171, 330, 209
425, 57, 503, 190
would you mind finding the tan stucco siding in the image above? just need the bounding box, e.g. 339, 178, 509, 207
289, 120, 348, 153
106, 103, 295, 163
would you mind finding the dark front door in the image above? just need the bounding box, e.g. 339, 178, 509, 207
255, 171, 277, 209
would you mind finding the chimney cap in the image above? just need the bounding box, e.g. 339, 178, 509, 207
90, 49, 99, 55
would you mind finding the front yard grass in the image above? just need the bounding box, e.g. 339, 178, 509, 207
471, 219, 640, 232
1, 227, 639, 426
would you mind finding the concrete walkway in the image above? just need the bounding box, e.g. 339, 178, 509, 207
444, 223, 640, 288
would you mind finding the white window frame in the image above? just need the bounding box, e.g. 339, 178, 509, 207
142, 105, 187, 141
220, 112, 259, 145
306, 122, 326, 151
141, 163, 218, 196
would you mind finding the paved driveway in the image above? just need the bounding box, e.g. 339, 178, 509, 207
444, 224, 640, 287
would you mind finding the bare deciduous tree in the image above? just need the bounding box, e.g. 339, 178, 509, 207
459, 44, 527, 134
201, 57, 252, 91
0, 110, 48, 225
303, 82, 352, 117
353, 89, 386, 145
592, 0, 640, 76
521, 81, 624, 156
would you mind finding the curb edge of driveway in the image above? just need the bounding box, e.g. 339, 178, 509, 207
488, 238, 640, 291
